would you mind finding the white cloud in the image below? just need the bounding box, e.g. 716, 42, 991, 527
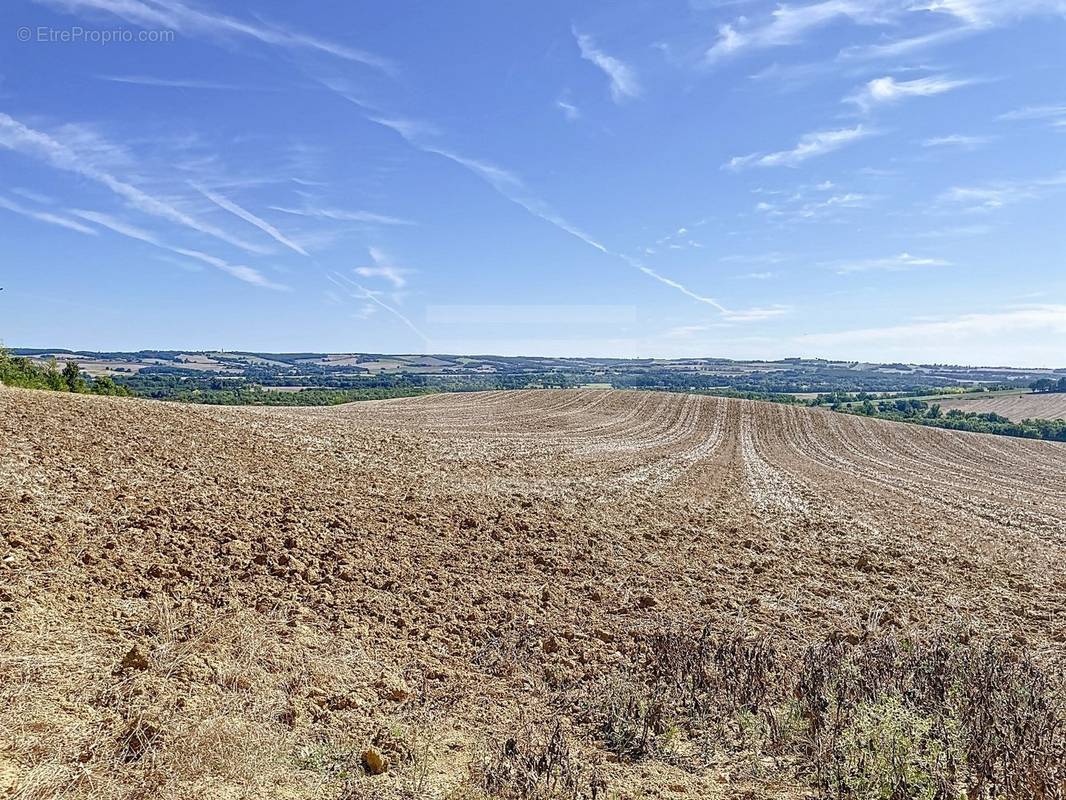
838, 26, 971, 61
915, 223, 994, 238
838, 2, 1066, 61
96, 74, 251, 90
999, 104, 1066, 131
69, 208, 287, 289
330, 88, 615, 259
327, 272, 428, 343
0, 113, 271, 255
636, 266, 730, 313
718, 1, 1066, 66
70, 208, 159, 243
366, 115, 439, 140
556, 96, 581, 121
355, 247, 411, 289
706, 0, 893, 63
921, 133, 993, 148
354, 266, 408, 288
0, 195, 98, 235
574, 28, 641, 102
9, 187, 56, 204
847, 75, 974, 111
831, 252, 951, 273
938, 172, 1066, 211
342, 90, 760, 317
726, 126, 874, 169
194, 184, 308, 256
423, 147, 524, 190
999, 104, 1066, 121
722, 304, 792, 322
269, 205, 413, 226
351, 303, 377, 320
914, 0, 1066, 26
756, 190, 874, 221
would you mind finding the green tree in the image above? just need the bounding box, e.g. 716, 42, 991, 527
91, 375, 131, 396
62, 361, 86, 393
44, 358, 65, 391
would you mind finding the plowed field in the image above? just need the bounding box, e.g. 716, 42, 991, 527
940, 392, 1066, 420
2, 387, 1065, 798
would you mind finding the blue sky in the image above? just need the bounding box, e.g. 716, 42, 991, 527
1, 0, 1064, 365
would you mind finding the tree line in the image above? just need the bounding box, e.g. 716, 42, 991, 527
1030, 377, 1066, 393
844, 397, 1066, 442
0, 347, 131, 396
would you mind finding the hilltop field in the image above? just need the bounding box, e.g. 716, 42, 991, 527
2, 387, 1064, 798
939, 392, 1066, 421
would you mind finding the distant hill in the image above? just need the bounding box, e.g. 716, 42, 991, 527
13, 348, 1066, 397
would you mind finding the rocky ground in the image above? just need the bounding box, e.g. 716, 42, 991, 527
2, 387, 1064, 799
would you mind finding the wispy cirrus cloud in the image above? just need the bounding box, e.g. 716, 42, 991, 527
635, 265, 730, 313
193, 183, 308, 256
999, 104, 1066, 131
327, 85, 767, 318
837, 26, 971, 61
573, 28, 641, 102
0, 194, 98, 235
0, 113, 271, 255
269, 205, 414, 226
37, 0, 394, 72
830, 252, 952, 274
95, 74, 261, 90
9, 187, 56, 204
938, 172, 1066, 212
755, 188, 874, 221
722, 304, 792, 322
355, 247, 411, 289
709, 0, 1066, 66
838, 0, 1066, 62
706, 0, 895, 64
70, 208, 160, 244
327, 272, 428, 343
915, 0, 1066, 26
69, 208, 287, 289
726, 126, 875, 170
847, 75, 975, 111
999, 104, 1066, 121
914, 223, 994, 239
367, 113, 613, 254
324, 81, 611, 254
922, 133, 994, 148
556, 95, 581, 121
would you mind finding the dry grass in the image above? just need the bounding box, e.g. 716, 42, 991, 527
0, 596, 386, 799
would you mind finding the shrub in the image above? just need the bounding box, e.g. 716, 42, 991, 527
831, 696, 965, 800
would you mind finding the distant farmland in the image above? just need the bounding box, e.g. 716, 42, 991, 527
940, 392, 1066, 420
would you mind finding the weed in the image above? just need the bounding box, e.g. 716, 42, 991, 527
474, 721, 604, 800
830, 696, 966, 800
